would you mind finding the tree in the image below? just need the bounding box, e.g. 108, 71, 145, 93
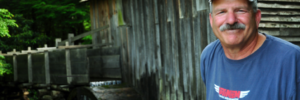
0, 8, 17, 75
0, 9, 18, 37
0, 0, 91, 49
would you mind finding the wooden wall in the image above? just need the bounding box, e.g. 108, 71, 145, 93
258, 0, 300, 46
88, 0, 300, 99
89, 0, 215, 99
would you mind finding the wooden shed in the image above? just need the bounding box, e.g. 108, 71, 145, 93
85, 0, 300, 99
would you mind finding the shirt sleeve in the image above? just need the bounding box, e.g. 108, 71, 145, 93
200, 49, 209, 85
200, 56, 206, 85
294, 52, 300, 100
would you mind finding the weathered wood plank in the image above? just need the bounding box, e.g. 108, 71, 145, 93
144, 0, 152, 77
69, 48, 88, 84
261, 16, 300, 22
44, 51, 50, 84
102, 55, 120, 69
133, 0, 140, 81
193, 4, 202, 100
173, 0, 184, 99
16, 55, 28, 83
259, 23, 300, 28
157, 0, 168, 99
28, 51, 33, 83
89, 0, 95, 30
258, 0, 300, 2
278, 37, 300, 42
58, 43, 113, 49
32, 53, 46, 84
139, 0, 147, 78
109, 0, 121, 47
65, 43, 72, 84
92, 0, 100, 48
129, 0, 136, 86
197, 0, 208, 11
119, 0, 132, 84
168, 0, 179, 99
154, 0, 162, 79
258, 2, 300, 9
49, 49, 68, 85
259, 28, 300, 36
261, 10, 300, 15
171, 0, 180, 91
199, 9, 209, 100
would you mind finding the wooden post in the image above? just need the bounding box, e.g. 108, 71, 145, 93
43, 44, 51, 84
68, 34, 74, 45
65, 42, 72, 84
27, 47, 33, 83
12, 49, 18, 82
55, 38, 62, 47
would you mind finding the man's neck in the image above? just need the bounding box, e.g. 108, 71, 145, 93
223, 33, 266, 60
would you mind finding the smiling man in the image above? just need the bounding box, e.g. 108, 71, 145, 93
200, 0, 300, 100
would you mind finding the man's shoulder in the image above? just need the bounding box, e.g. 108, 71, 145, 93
266, 34, 300, 54
201, 39, 221, 59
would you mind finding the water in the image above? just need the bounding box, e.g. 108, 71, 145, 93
89, 80, 122, 87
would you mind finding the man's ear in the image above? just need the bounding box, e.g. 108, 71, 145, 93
209, 13, 213, 28
255, 9, 261, 28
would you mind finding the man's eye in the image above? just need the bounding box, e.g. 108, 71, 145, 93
218, 11, 225, 14
237, 10, 246, 13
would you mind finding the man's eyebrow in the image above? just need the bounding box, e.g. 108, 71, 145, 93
213, 8, 225, 13
213, 6, 249, 12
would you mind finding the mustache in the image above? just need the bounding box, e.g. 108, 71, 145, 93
219, 23, 246, 32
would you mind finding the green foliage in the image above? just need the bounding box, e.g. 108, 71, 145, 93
82, 35, 92, 45
81, 19, 92, 44
0, 14, 51, 52
27, 89, 39, 100
0, 55, 12, 75
0, 9, 16, 75
0, 8, 18, 37
84, 19, 91, 31
0, 0, 91, 48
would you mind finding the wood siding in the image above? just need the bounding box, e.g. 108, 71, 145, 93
89, 0, 215, 99
258, 0, 300, 46
88, 0, 300, 99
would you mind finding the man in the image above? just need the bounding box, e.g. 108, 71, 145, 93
200, 0, 300, 99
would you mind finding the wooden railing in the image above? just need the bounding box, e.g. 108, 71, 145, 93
55, 25, 110, 47
0, 25, 121, 87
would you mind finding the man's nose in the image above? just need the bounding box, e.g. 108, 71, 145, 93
226, 11, 237, 25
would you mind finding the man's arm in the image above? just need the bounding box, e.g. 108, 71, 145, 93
200, 57, 206, 85
294, 52, 300, 100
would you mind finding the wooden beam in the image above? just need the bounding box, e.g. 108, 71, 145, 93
7, 49, 21, 55
261, 10, 300, 16
58, 43, 113, 49
259, 23, 300, 28
279, 37, 300, 42
71, 25, 106, 41
261, 16, 300, 22
57, 25, 109, 46
258, 0, 300, 2
258, 2, 300, 9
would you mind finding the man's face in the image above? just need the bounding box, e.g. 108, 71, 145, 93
209, 0, 261, 47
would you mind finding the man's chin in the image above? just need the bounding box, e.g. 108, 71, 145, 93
221, 40, 242, 47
